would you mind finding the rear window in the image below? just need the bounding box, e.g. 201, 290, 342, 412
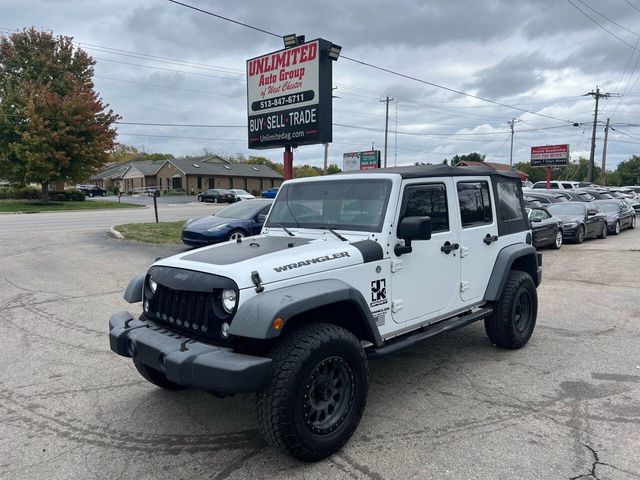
457, 181, 493, 227
497, 182, 524, 221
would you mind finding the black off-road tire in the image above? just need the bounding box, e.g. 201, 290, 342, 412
485, 270, 537, 350
133, 359, 186, 390
256, 323, 369, 462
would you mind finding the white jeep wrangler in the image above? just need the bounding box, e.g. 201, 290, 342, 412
109, 165, 541, 461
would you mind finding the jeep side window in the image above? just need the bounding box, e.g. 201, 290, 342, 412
401, 184, 449, 233
497, 182, 524, 221
457, 181, 493, 227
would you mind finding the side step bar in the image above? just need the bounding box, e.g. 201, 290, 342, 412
367, 306, 493, 359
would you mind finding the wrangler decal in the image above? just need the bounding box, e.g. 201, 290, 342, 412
273, 252, 351, 272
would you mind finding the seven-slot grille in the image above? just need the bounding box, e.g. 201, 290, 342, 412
153, 284, 211, 334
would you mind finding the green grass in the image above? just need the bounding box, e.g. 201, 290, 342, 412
0, 200, 142, 213
114, 221, 184, 244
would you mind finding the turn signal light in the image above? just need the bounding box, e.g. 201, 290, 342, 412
272, 317, 284, 331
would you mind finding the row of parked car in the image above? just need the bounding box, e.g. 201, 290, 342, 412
196, 187, 279, 203
522, 184, 639, 249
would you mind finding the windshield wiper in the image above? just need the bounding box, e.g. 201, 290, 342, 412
275, 224, 295, 236
321, 226, 347, 241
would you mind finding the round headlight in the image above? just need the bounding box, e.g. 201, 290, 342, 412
221, 289, 237, 313
149, 279, 157, 294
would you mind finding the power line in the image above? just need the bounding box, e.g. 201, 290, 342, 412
94, 75, 242, 98
574, 0, 640, 37
625, 0, 640, 14
566, 0, 640, 50
166, 0, 281, 38
165, 0, 581, 125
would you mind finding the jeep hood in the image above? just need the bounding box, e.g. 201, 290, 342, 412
152, 234, 382, 289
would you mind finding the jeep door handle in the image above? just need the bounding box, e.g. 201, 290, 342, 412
483, 234, 498, 245
440, 241, 459, 254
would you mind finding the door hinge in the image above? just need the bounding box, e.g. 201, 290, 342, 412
460, 281, 470, 292
391, 300, 404, 313
460, 246, 469, 258
391, 259, 403, 272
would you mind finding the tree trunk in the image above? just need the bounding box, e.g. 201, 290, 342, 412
41, 182, 49, 203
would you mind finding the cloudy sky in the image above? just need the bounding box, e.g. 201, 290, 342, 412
3, 0, 640, 171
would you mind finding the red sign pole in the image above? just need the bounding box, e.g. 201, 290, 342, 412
546, 166, 551, 189
284, 145, 294, 180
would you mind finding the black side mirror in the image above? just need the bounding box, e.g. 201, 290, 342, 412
395, 216, 431, 256
587, 208, 597, 216
256, 214, 267, 222
531, 217, 542, 222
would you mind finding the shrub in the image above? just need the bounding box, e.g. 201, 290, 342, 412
0, 186, 42, 200
49, 189, 86, 201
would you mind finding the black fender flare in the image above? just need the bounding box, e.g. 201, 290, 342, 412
483, 244, 541, 301
123, 273, 145, 303
228, 279, 383, 346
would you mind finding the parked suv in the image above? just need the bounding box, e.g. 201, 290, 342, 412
532, 180, 578, 190
108, 165, 542, 461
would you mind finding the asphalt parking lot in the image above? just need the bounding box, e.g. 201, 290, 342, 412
1, 212, 639, 479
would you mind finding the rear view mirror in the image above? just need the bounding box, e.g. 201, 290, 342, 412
256, 213, 267, 222
531, 217, 542, 223
587, 208, 597, 216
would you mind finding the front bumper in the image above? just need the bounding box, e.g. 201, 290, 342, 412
561, 225, 579, 240
109, 311, 271, 393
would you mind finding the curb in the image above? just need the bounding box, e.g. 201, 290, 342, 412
108, 225, 125, 240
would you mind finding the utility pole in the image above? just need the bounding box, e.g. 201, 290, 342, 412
584, 87, 618, 183
323, 143, 328, 175
380, 95, 394, 168
601, 117, 610, 185
508, 118, 521, 167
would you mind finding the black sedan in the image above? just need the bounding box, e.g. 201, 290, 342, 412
593, 200, 636, 235
527, 207, 564, 249
522, 191, 570, 205
182, 199, 272, 247
547, 202, 607, 243
78, 185, 106, 197
197, 189, 236, 203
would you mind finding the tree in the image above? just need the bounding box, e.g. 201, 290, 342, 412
450, 152, 485, 166
615, 155, 640, 185
111, 144, 173, 163
0, 28, 119, 201
245, 155, 284, 176
326, 164, 342, 175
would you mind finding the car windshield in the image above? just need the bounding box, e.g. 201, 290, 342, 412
217, 201, 265, 219
548, 203, 585, 215
597, 202, 620, 213
266, 179, 392, 232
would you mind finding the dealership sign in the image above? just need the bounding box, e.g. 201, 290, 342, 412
247, 38, 333, 149
530, 144, 570, 167
342, 150, 381, 171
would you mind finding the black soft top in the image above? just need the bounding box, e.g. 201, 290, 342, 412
341, 164, 521, 180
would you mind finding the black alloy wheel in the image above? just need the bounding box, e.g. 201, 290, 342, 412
551, 229, 563, 249
303, 356, 354, 435
631, 216, 637, 229
614, 221, 621, 235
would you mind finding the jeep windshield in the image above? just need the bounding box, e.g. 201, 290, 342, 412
265, 179, 392, 232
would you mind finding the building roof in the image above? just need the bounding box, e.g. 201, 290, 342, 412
90, 159, 167, 180
169, 158, 283, 179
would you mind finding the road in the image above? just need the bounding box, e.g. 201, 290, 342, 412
0, 215, 639, 479
0, 202, 223, 233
